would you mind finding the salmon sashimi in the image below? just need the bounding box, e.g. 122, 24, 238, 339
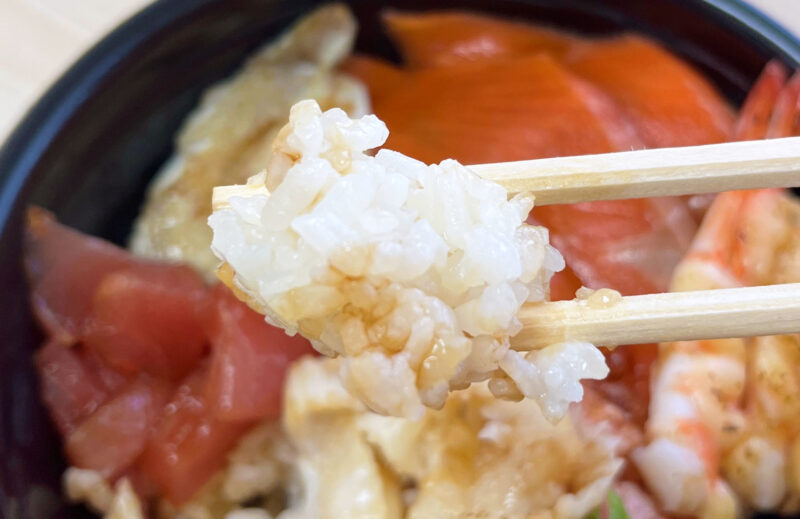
383, 10, 577, 68
347, 13, 729, 298
348, 51, 697, 296
548, 261, 584, 301
370, 11, 735, 148
532, 197, 697, 295
565, 35, 735, 147
366, 53, 643, 164
341, 55, 406, 107
584, 342, 660, 428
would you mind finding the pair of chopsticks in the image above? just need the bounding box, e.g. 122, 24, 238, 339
469, 136, 800, 349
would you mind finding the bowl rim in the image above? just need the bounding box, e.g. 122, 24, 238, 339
1, 0, 799, 238
703, 0, 800, 62
0, 0, 214, 235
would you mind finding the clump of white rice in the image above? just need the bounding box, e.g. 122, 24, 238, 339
209, 99, 607, 419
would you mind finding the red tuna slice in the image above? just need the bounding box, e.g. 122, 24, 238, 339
65, 376, 172, 478
24, 207, 138, 343
138, 367, 253, 505
35, 340, 120, 435
205, 284, 315, 422
83, 265, 211, 380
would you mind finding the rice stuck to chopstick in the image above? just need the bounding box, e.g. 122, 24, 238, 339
209, 99, 608, 419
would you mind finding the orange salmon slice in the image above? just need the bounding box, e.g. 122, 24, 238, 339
383, 10, 578, 68
354, 53, 643, 165
566, 35, 735, 147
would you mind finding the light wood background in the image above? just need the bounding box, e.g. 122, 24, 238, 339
1, 0, 799, 144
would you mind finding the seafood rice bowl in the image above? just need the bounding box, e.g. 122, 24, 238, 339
9, 4, 800, 519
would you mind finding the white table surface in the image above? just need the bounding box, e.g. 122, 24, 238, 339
1, 0, 798, 144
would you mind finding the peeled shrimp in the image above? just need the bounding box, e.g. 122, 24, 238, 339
723, 190, 800, 513
635, 63, 800, 516
633, 190, 751, 518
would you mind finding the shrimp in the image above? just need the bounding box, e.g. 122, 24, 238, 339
634, 63, 800, 516
633, 190, 751, 518
732, 60, 787, 141
685, 60, 791, 220
721, 190, 800, 513
712, 68, 800, 514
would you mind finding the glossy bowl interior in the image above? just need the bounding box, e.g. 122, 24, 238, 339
1, 1, 799, 517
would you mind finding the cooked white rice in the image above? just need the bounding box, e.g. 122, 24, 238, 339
209, 99, 607, 419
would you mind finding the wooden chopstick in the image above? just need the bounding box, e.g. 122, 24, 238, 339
470, 136, 800, 205
215, 136, 800, 351
511, 283, 800, 350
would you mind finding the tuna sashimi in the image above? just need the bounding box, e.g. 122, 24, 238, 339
205, 284, 315, 422
25, 208, 138, 343
83, 266, 210, 379
35, 340, 117, 435
139, 367, 252, 505
65, 377, 172, 478
25, 211, 307, 504
26, 208, 213, 379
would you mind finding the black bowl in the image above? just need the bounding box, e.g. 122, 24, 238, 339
1, 1, 798, 517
